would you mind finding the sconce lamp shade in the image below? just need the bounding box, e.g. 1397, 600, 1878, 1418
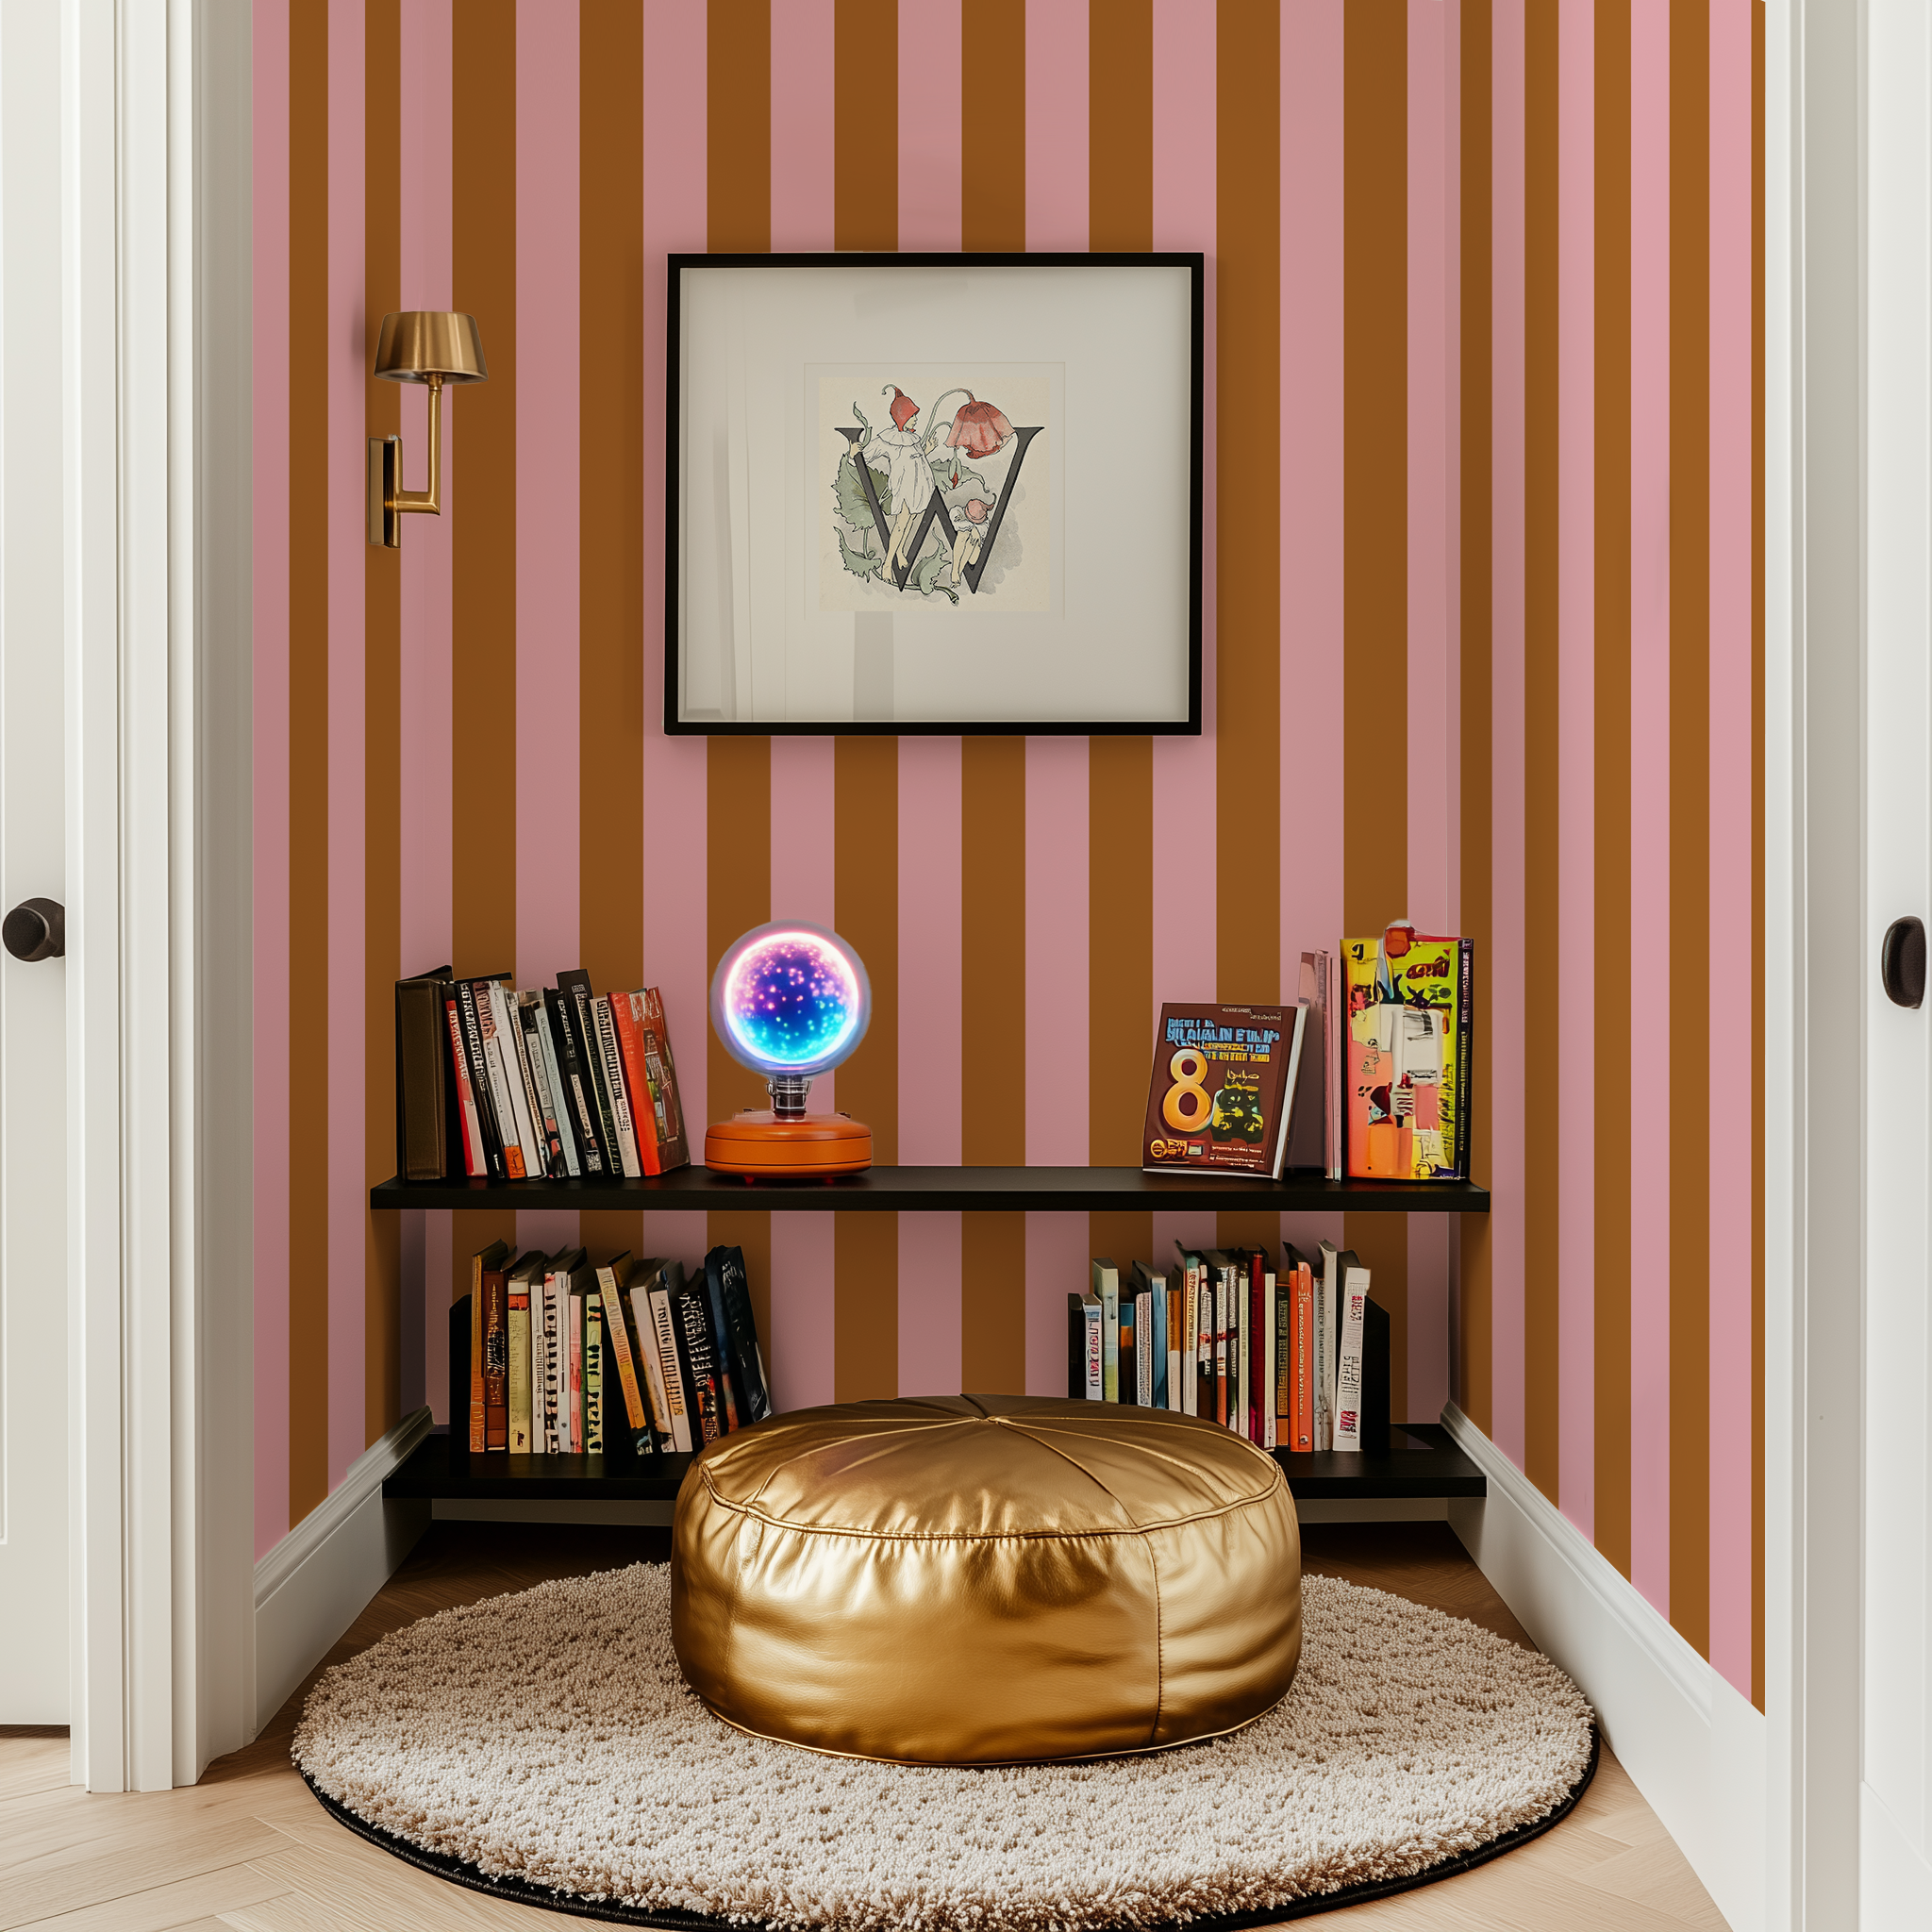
372, 311, 489, 385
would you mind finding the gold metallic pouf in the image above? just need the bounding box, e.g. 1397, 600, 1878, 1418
670, 1393, 1302, 1766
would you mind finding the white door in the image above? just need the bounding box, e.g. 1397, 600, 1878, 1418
0, 0, 70, 1724
1862, 1, 1932, 1917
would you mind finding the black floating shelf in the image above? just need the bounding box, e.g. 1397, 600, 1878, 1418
371, 1166, 1490, 1215
383, 1422, 1484, 1506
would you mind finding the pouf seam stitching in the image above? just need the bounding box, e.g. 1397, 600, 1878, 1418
694, 1472, 1289, 1541
725, 1414, 987, 1510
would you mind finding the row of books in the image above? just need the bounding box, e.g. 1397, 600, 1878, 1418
1069, 1241, 1388, 1454
1139, 929, 1474, 1184
465, 1242, 768, 1457
396, 967, 690, 1184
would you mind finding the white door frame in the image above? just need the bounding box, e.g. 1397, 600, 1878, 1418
1768, 0, 1866, 1924
62, 0, 253, 1790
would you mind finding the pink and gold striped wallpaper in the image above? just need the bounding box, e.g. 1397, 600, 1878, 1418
251, 0, 1763, 1707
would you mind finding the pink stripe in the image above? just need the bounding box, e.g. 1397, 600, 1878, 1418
770, 736, 838, 1111
1024, 0, 1088, 250
898, 1212, 963, 1395
641, 2, 710, 1126
1152, 1212, 1220, 1263
253, 0, 291, 1557
770, 1213, 836, 1410
1627, 0, 1672, 1618
515, 1, 580, 989
397, 0, 454, 1421
326, 0, 367, 1488
1556, 0, 1595, 1537
1024, 738, 1088, 1163
397, 1, 452, 983
1488, 0, 1527, 1468
1706, 0, 1755, 1695
1151, 0, 1216, 1006
1026, 1213, 1091, 1396
1279, 1, 1344, 990
1407, 0, 1455, 1427
898, 0, 960, 250
771, 0, 834, 250
897, 739, 962, 1163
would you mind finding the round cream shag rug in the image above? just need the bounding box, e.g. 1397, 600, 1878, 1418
294, 1565, 1595, 1930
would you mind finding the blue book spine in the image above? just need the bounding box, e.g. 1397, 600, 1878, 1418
1151, 1282, 1169, 1409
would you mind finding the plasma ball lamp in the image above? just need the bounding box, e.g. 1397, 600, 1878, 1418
705, 924, 874, 1181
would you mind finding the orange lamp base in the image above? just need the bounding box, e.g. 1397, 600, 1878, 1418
704, 1112, 874, 1181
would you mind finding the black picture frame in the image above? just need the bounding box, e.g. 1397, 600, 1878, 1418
663, 251, 1205, 738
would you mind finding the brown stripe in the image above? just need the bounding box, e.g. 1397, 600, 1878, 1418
1090, 1214, 1154, 1287
1215, 0, 1280, 1011
708, 0, 769, 253
287, 0, 331, 1526
364, 0, 404, 1446
452, 4, 517, 981
576, 3, 650, 1275
1750, 0, 1766, 1713
1089, 0, 1152, 252
1518, 0, 1558, 1499
1089, 740, 1153, 1168
1341, 0, 1409, 1424
961, 0, 1025, 252
835, 1215, 898, 1400
580, 2, 646, 1000
836, 739, 898, 1159
835, 738, 899, 1393
960, 738, 1026, 1165
1668, 0, 1710, 1662
1591, 0, 1633, 1578
960, 1211, 1026, 1394
834, 0, 896, 249
1456, 0, 1493, 1437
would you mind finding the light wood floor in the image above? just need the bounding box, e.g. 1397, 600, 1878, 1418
0, 1521, 1729, 1931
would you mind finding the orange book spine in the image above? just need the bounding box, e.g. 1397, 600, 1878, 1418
1291, 1264, 1314, 1452
608, 994, 663, 1174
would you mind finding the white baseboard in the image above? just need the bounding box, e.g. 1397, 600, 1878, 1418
251, 1407, 432, 1738
1442, 1405, 1766, 1932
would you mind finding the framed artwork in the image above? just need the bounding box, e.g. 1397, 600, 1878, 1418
665, 253, 1203, 736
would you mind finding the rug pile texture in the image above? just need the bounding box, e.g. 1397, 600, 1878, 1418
294, 1565, 1593, 1930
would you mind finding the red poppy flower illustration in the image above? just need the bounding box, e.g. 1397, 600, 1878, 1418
943, 391, 1013, 458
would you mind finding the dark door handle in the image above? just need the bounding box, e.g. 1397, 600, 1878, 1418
3, 897, 63, 962
1882, 915, 1924, 1008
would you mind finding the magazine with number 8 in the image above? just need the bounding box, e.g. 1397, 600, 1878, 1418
1141, 1002, 1309, 1178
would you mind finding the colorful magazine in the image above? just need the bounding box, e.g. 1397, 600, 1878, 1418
1341, 926, 1474, 1180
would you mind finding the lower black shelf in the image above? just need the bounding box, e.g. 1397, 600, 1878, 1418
383, 1422, 1485, 1507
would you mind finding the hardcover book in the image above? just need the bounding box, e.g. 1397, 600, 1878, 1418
705, 1244, 771, 1424
621, 988, 691, 1175
394, 966, 465, 1181
1141, 1002, 1308, 1178
476, 1240, 511, 1451
1341, 926, 1474, 1180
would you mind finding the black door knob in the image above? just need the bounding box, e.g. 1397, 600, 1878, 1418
3, 897, 63, 962
1882, 915, 1925, 1009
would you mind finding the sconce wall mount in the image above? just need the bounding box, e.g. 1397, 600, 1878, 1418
367, 310, 488, 549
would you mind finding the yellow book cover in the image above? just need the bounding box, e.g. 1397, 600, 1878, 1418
1342, 928, 1471, 1179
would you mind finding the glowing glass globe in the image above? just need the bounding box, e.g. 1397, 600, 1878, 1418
709, 922, 872, 1080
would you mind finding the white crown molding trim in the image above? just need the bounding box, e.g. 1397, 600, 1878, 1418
251, 1407, 432, 1737
1443, 1404, 1766, 1932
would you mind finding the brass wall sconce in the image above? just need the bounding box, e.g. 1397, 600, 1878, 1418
366, 310, 489, 548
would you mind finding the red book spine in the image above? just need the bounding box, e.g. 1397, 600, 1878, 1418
446, 999, 483, 1177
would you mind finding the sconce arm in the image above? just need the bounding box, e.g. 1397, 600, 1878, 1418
390, 374, 442, 515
